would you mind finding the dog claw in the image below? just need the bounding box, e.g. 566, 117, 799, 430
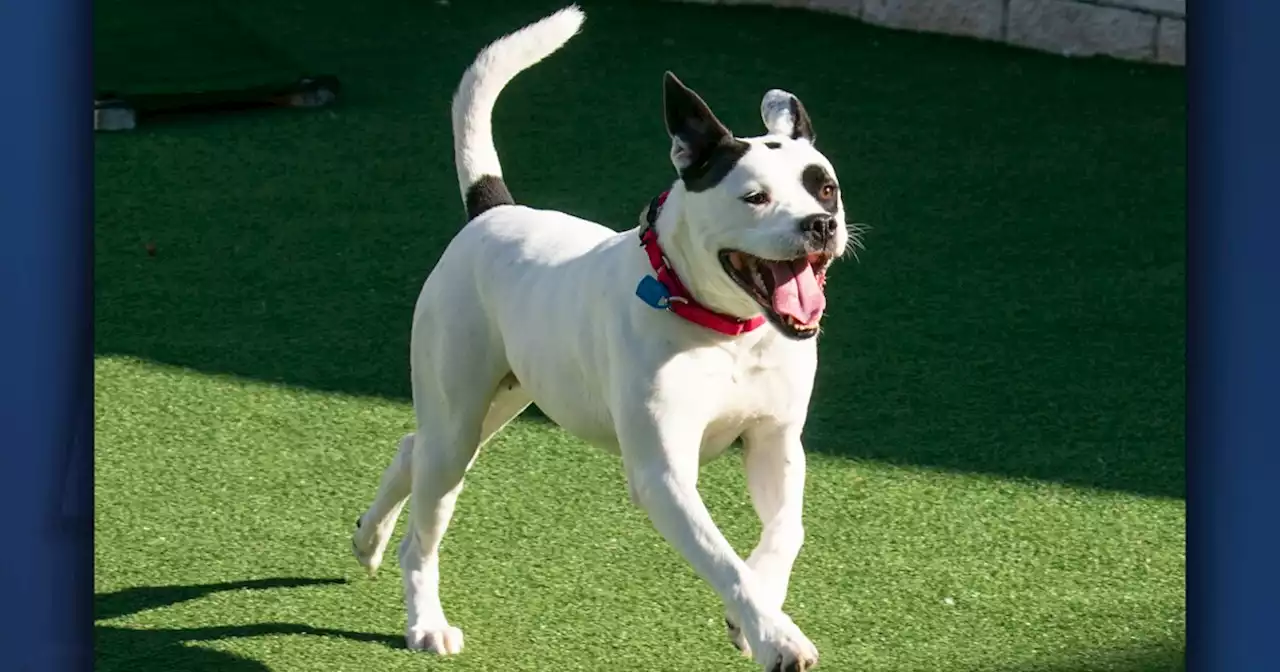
350, 516, 384, 577
350, 537, 377, 577
745, 612, 819, 671
726, 618, 751, 656
770, 652, 819, 671
406, 625, 465, 655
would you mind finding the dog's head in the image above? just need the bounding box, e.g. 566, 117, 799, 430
657, 72, 852, 341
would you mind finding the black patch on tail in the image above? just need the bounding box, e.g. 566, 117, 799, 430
802, 164, 839, 214
465, 175, 514, 221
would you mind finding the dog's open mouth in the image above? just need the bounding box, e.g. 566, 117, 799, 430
719, 250, 832, 339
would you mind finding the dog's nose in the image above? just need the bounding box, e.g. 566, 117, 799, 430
800, 214, 838, 243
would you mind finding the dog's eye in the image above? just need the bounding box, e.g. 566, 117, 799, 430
742, 192, 771, 206
819, 184, 837, 200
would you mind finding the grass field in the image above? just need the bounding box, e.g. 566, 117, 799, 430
94, 0, 1186, 670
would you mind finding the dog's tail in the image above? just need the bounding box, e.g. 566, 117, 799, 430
452, 5, 585, 221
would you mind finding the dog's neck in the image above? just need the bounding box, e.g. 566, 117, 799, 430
650, 187, 767, 323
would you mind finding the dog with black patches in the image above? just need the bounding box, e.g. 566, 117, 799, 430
351, 7, 856, 670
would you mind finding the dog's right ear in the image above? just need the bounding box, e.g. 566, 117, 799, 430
760, 89, 816, 143
663, 72, 734, 174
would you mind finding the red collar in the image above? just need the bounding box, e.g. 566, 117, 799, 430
635, 191, 767, 336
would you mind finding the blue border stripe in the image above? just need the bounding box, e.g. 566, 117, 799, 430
0, 0, 93, 669
1190, 1, 1280, 669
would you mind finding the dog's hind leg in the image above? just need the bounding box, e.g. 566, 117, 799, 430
352, 374, 530, 577
398, 359, 530, 655
352, 433, 415, 575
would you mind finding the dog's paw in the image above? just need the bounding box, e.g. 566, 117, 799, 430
406, 625, 465, 655
726, 617, 752, 657
747, 613, 819, 672
351, 516, 385, 577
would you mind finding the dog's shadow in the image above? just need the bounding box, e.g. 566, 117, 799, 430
95, 577, 400, 671
95, 579, 1184, 671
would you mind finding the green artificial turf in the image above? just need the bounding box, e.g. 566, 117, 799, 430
94, 0, 1186, 670
95, 0, 306, 97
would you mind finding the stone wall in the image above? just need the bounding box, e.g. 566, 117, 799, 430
675, 0, 1185, 65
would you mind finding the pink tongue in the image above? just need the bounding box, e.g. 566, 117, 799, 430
768, 259, 826, 325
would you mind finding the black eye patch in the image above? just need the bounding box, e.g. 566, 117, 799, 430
801, 164, 839, 215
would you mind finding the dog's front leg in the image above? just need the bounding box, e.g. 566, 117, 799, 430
618, 416, 819, 671
724, 424, 808, 657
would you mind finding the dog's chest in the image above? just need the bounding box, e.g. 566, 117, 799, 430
692, 348, 815, 463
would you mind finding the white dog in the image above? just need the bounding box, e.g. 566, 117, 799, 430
352, 6, 852, 670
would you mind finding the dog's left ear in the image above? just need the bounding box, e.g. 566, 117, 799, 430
663, 72, 735, 173
760, 89, 816, 143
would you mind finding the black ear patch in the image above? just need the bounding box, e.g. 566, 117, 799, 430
789, 96, 815, 143
802, 164, 839, 215
681, 138, 750, 193
663, 72, 749, 192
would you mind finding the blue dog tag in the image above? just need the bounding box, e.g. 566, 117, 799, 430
635, 275, 671, 309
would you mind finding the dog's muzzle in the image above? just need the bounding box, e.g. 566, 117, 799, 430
800, 213, 840, 251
